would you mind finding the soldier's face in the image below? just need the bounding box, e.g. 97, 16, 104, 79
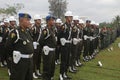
73, 20, 79, 24
48, 18, 55, 27
86, 22, 91, 26
79, 24, 83, 28
10, 21, 16, 26
35, 19, 41, 25
55, 23, 61, 27
66, 16, 73, 23
20, 18, 31, 28
4, 22, 9, 27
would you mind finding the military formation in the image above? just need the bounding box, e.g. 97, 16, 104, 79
0, 11, 118, 80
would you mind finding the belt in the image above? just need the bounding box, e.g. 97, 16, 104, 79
21, 54, 33, 58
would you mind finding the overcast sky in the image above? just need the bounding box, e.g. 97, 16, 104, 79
0, 0, 120, 23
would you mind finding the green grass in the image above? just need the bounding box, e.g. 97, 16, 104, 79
0, 38, 120, 80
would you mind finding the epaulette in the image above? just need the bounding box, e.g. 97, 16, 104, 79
72, 26, 77, 32
61, 25, 65, 30
43, 28, 47, 35
10, 29, 17, 39
10, 29, 20, 43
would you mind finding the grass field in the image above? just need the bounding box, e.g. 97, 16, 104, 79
0, 38, 120, 80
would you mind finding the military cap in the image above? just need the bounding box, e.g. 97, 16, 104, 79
4, 18, 9, 23
64, 11, 73, 17
46, 15, 55, 21
86, 20, 91, 23
34, 14, 41, 20
9, 16, 16, 22
19, 13, 31, 19
79, 19, 84, 24
73, 16, 79, 21
56, 18, 62, 23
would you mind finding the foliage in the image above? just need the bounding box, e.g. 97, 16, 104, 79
48, 0, 67, 19
0, 3, 24, 16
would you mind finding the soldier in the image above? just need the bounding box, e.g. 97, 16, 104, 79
55, 18, 62, 65
93, 23, 100, 55
0, 19, 10, 67
100, 27, 104, 50
39, 15, 56, 80
88, 21, 96, 59
32, 14, 42, 79
7, 16, 17, 76
75, 19, 84, 67
9, 16, 17, 30
100, 27, 107, 50
0, 22, 5, 67
59, 11, 73, 80
83, 20, 91, 61
69, 15, 80, 73
107, 27, 113, 51
5, 13, 34, 80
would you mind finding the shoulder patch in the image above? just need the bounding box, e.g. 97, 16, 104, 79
61, 26, 65, 30
11, 32, 16, 38
72, 26, 77, 32
6, 29, 8, 32
31, 27, 34, 31
43, 29, 47, 35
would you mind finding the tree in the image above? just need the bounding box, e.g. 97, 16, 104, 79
48, 0, 67, 19
112, 15, 120, 28
112, 15, 120, 36
0, 3, 24, 16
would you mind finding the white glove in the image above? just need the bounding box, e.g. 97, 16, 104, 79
98, 61, 102, 67
55, 37, 58, 41
73, 38, 78, 45
0, 37, 3, 42
90, 36, 93, 41
60, 38, 66, 46
13, 51, 21, 64
43, 46, 49, 55
78, 38, 82, 42
84, 35, 88, 40
60, 38, 71, 46
43, 46, 55, 55
90, 36, 95, 41
93, 37, 95, 39
33, 42, 39, 49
